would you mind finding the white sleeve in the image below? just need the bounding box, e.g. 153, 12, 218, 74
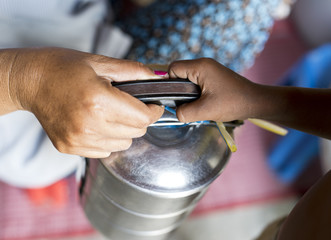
0, 111, 83, 188
0, 0, 131, 188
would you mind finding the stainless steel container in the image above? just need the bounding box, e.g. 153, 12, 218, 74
80, 80, 239, 240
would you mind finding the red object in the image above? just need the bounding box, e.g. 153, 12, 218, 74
26, 179, 68, 208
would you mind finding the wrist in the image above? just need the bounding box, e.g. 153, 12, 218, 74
228, 81, 270, 121
248, 84, 291, 122
7, 48, 49, 112
0, 49, 21, 114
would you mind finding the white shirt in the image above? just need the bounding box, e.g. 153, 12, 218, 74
0, 0, 132, 187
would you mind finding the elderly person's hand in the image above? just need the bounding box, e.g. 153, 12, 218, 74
0, 48, 164, 158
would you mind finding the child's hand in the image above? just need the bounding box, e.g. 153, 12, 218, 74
168, 58, 260, 123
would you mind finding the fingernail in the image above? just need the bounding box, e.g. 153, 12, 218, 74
154, 70, 168, 76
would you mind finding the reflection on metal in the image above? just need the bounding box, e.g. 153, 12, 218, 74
80, 79, 240, 240
80, 122, 235, 240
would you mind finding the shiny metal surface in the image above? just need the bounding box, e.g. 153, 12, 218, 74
80, 79, 236, 240
80, 122, 232, 240
103, 123, 229, 195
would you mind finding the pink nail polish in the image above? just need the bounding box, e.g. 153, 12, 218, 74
154, 70, 168, 76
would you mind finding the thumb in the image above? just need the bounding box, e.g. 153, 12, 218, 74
177, 95, 215, 123
146, 104, 165, 123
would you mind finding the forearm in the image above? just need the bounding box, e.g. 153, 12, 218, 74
169, 58, 331, 139
252, 84, 331, 139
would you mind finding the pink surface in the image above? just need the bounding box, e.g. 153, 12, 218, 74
0, 19, 310, 239
0, 177, 94, 240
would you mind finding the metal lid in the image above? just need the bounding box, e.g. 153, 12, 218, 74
112, 79, 201, 107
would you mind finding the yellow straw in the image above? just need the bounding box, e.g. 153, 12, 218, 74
216, 122, 237, 153
248, 118, 288, 136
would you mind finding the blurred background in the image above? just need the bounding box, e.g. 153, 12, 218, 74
1, 0, 331, 239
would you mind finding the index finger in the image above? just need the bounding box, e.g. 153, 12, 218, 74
168, 59, 204, 84
89, 56, 160, 82
104, 86, 165, 128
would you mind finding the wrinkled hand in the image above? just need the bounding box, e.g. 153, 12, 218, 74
9, 48, 164, 158
168, 58, 259, 123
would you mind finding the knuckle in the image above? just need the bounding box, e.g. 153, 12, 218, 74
137, 114, 154, 128
176, 108, 186, 123
106, 139, 132, 152
56, 128, 83, 152
68, 121, 86, 137
200, 57, 214, 64
198, 58, 217, 69
136, 128, 148, 137
135, 61, 154, 76
129, 61, 145, 71
81, 91, 100, 111
136, 61, 145, 68
124, 139, 133, 149
63, 135, 77, 149
91, 151, 111, 159
118, 139, 132, 151
53, 139, 72, 154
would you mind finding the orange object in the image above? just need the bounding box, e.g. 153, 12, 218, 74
26, 179, 68, 208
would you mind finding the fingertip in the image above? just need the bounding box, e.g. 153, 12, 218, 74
176, 101, 205, 123
148, 104, 165, 120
